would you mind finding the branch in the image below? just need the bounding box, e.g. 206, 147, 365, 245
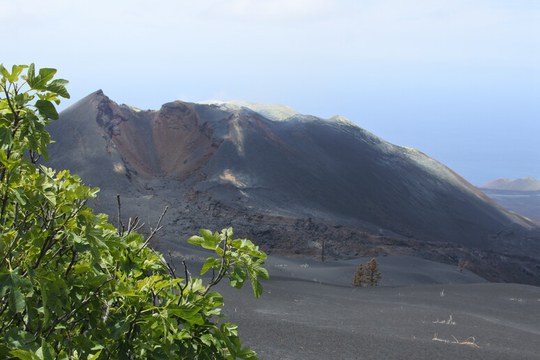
135, 206, 168, 255
174, 258, 190, 305
65, 248, 78, 277
116, 194, 124, 236
204, 234, 229, 295
43, 279, 112, 339
126, 216, 143, 235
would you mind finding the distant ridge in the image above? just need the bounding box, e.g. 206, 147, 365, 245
482, 177, 540, 191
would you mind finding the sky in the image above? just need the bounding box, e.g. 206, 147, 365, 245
2, 0, 539, 185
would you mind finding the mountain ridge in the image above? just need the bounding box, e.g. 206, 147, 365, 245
482, 177, 540, 192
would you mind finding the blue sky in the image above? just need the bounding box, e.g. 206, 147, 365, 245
2, 0, 538, 185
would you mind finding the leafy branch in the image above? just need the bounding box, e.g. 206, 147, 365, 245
0, 63, 267, 359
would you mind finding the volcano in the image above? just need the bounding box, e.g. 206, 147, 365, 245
46, 90, 540, 284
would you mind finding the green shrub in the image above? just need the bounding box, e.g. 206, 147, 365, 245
0, 64, 268, 359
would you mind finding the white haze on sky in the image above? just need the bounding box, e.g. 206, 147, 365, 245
1, 0, 539, 185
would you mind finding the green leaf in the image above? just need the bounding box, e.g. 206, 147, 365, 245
223, 227, 233, 239
47, 79, 70, 99
26, 63, 36, 84
229, 268, 246, 288
0, 126, 12, 146
39, 280, 51, 326
35, 100, 58, 120
0, 270, 27, 313
200, 229, 214, 240
36, 340, 56, 360
250, 278, 264, 299
87, 350, 103, 360
188, 230, 220, 250
200, 334, 213, 347
200, 257, 219, 275
0, 64, 9, 79
201, 229, 221, 250
237, 346, 259, 360
11, 188, 27, 205
256, 266, 270, 280
38, 68, 57, 81
0, 64, 27, 83
27, 67, 57, 89
9, 349, 40, 360
10, 65, 28, 82
187, 235, 203, 246
4, 329, 36, 351
167, 305, 205, 325
204, 291, 224, 308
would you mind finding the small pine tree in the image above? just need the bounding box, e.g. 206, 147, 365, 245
365, 258, 382, 286
353, 263, 365, 287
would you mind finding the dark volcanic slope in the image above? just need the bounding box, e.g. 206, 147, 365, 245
198, 111, 532, 248
46, 91, 540, 284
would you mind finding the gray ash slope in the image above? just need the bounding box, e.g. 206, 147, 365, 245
46, 91, 540, 284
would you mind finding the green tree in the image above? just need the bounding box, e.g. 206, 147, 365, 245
0, 64, 268, 359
